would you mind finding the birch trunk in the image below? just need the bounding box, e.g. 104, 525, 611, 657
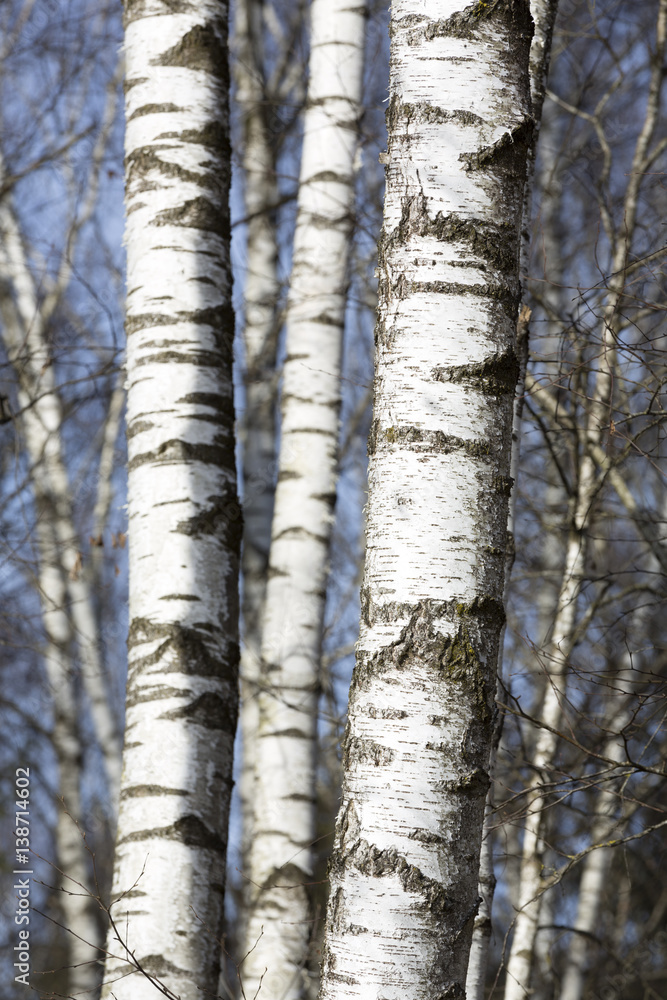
101, 4, 239, 999
317, 4, 533, 997
557, 693, 632, 1000
503, 6, 667, 995
233, 0, 282, 912
466, 6, 559, 994
240, 2, 366, 996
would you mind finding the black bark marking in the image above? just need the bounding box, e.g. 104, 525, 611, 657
158, 24, 227, 76
364, 705, 408, 720
176, 489, 242, 543
127, 102, 182, 121
129, 439, 235, 475
161, 692, 236, 732
126, 418, 155, 440
117, 814, 226, 852
368, 421, 497, 460
352, 600, 502, 722
126, 304, 234, 349
154, 196, 230, 242
160, 594, 201, 601
395, 0, 533, 42
339, 839, 454, 920
128, 617, 239, 683
343, 737, 395, 768
433, 349, 519, 396
125, 146, 218, 191
460, 117, 534, 173
120, 784, 189, 799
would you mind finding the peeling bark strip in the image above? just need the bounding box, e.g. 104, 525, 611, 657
102, 4, 238, 1000
318, 3, 533, 999
240, 1, 367, 997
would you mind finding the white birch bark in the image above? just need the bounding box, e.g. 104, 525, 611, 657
240, 2, 366, 996
466, 307, 531, 1000
467, 6, 559, 994
317, 3, 533, 998
503, 7, 667, 995
101, 4, 239, 999
233, 0, 282, 911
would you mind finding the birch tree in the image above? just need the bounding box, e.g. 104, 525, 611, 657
101, 3, 239, 998
233, 0, 282, 906
466, 4, 559, 995
317, 2, 534, 997
239, 2, 366, 995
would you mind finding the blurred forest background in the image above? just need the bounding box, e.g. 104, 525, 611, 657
0, 0, 665, 998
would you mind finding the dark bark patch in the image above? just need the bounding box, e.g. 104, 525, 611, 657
364, 705, 408, 720
343, 736, 394, 769
161, 692, 236, 732
160, 593, 201, 601
409, 828, 447, 845
260, 727, 311, 740
127, 102, 182, 121
157, 23, 227, 76
256, 861, 312, 891
126, 304, 234, 353
128, 617, 239, 683
129, 439, 235, 475
126, 418, 155, 440
399, 102, 485, 128
178, 391, 230, 411
123, 953, 190, 980
432, 348, 519, 396
125, 146, 215, 191
117, 813, 226, 852
176, 488, 242, 544
120, 784, 189, 799
426, 212, 518, 274
395, 0, 533, 42
383, 277, 520, 317
154, 196, 229, 242
344, 840, 454, 919
368, 420, 495, 460
433, 769, 491, 795
460, 117, 534, 174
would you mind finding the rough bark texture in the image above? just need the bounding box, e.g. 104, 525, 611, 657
317, 3, 533, 998
466, 4, 559, 995
240, 2, 366, 997
101, 4, 238, 999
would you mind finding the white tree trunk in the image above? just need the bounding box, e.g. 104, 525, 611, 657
101, 4, 239, 999
557, 699, 631, 1000
317, 3, 533, 998
233, 0, 282, 918
466, 4, 560, 993
240, 2, 366, 997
